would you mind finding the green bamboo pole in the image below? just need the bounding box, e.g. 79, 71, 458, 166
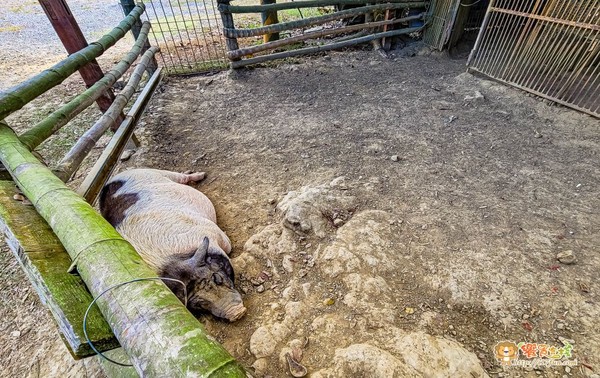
220, 0, 422, 13
224, 2, 427, 38
78, 68, 163, 205
0, 4, 145, 120
19, 21, 153, 151
232, 25, 423, 68
0, 123, 246, 377
54, 47, 159, 182
228, 13, 424, 59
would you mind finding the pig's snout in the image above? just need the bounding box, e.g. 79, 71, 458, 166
223, 303, 247, 322
210, 291, 246, 322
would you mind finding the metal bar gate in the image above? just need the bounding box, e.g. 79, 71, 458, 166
467, 0, 600, 117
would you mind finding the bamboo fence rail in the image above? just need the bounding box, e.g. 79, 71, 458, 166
219, 0, 428, 67
219, 0, 422, 13
0, 122, 246, 377
224, 2, 427, 38
19, 21, 153, 150
228, 13, 424, 59
0, 4, 146, 120
0, 4, 248, 375
54, 47, 159, 182
78, 68, 163, 204
231, 25, 423, 68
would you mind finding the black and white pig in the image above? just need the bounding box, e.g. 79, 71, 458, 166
99, 168, 246, 322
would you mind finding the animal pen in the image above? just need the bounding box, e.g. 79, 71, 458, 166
0, 0, 598, 376
0, 4, 245, 376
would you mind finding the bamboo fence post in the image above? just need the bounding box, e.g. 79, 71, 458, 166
217, 0, 241, 61
0, 121, 246, 377
261, 0, 280, 42
54, 47, 159, 182
19, 21, 153, 151
0, 4, 145, 120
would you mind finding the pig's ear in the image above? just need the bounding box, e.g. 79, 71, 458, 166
191, 237, 210, 265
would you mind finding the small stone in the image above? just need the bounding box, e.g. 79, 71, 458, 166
390, 155, 399, 162
333, 218, 344, 227
10, 330, 20, 338
558, 336, 575, 345
448, 325, 454, 330
269, 198, 277, 205
120, 149, 135, 161
556, 322, 565, 330
256, 285, 265, 293
323, 298, 335, 306
556, 250, 576, 265
464, 91, 485, 102
282, 255, 294, 273
252, 358, 268, 374
564, 366, 571, 373
522, 314, 530, 320
13, 194, 25, 201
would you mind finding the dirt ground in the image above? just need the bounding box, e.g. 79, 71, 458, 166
1, 1, 599, 377
110, 48, 598, 377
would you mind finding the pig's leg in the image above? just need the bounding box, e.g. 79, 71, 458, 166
153, 169, 206, 185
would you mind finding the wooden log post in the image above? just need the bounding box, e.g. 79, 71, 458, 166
217, 0, 241, 62
38, 0, 125, 131
0, 121, 246, 377
261, 0, 280, 42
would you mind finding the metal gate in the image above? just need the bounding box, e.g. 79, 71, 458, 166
467, 0, 600, 117
137, 0, 229, 74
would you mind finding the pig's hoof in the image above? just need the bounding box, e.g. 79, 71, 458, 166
185, 171, 206, 183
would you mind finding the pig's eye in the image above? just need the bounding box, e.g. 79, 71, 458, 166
213, 273, 223, 286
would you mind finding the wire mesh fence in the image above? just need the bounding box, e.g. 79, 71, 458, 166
467, 0, 600, 117
138, 0, 229, 74
423, 0, 458, 49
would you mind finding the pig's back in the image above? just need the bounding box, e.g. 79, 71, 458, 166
100, 169, 230, 269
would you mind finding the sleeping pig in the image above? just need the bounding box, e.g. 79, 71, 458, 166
99, 168, 246, 321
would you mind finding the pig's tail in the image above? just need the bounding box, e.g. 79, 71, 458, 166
82, 277, 187, 367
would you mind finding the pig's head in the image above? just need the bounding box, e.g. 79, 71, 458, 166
160, 237, 246, 321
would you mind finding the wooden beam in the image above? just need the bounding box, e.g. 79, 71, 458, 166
261, 0, 280, 42
38, 0, 125, 130
0, 180, 119, 357
0, 121, 247, 376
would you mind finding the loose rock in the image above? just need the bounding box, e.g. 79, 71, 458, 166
120, 149, 135, 161
556, 250, 576, 265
